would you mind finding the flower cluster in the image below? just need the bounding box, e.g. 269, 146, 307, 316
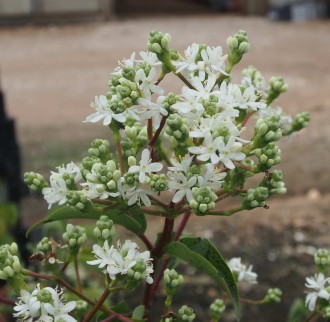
13, 284, 76, 322
88, 239, 153, 284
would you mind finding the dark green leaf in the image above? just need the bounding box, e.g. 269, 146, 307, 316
128, 207, 147, 233
165, 238, 240, 320
26, 204, 144, 237
111, 300, 131, 314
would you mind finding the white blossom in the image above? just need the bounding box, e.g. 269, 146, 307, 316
56, 162, 82, 184
135, 67, 164, 100
305, 273, 330, 311
42, 175, 68, 209
227, 257, 258, 284
137, 51, 161, 67
88, 240, 153, 284
128, 149, 163, 183
232, 86, 266, 111
168, 172, 197, 203
85, 95, 126, 126
129, 97, 168, 129
113, 52, 136, 75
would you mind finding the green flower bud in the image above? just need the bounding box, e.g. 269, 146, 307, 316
227, 30, 249, 66
163, 92, 180, 113
267, 76, 288, 104
314, 249, 330, 273
178, 305, 196, 322
63, 224, 86, 254
148, 30, 172, 54
150, 174, 168, 192
24, 172, 48, 192
66, 191, 91, 211
37, 237, 52, 254
94, 216, 115, 244
252, 116, 282, 149
210, 299, 225, 321
254, 143, 281, 172
264, 288, 282, 303
37, 289, 53, 303
128, 156, 137, 167
243, 187, 269, 210
190, 186, 217, 215
88, 139, 111, 162
259, 170, 286, 195
122, 66, 136, 81
0, 244, 22, 281
323, 306, 330, 319
164, 268, 184, 296
76, 300, 88, 311
288, 112, 310, 134
123, 172, 139, 187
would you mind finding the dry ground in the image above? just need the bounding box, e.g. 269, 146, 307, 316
1, 15, 330, 321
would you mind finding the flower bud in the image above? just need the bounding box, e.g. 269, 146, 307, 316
164, 268, 184, 296
243, 187, 269, 210
24, 172, 48, 192
264, 288, 282, 303
210, 299, 225, 321
178, 305, 196, 322
94, 216, 115, 244
314, 249, 330, 273
63, 224, 87, 254
190, 186, 217, 215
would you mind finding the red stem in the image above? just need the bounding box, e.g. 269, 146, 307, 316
148, 116, 167, 146
83, 288, 110, 322
139, 234, 153, 251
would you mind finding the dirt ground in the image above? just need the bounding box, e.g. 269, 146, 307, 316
1, 15, 330, 321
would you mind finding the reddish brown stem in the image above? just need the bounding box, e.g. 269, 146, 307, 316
174, 211, 191, 241
148, 116, 167, 146
83, 288, 110, 322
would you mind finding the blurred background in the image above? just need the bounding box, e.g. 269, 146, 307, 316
0, 0, 330, 321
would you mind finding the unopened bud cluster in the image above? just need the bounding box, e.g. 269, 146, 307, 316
164, 268, 184, 295
243, 187, 269, 209
209, 299, 226, 321
254, 143, 281, 172
190, 186, 217, 215
227, 30, 250, 66
24, 172, 48, 192
264, 288, 282, 303
63, 224, 87, 254
314, 249, 330, 273
178, 305, 196, 322
94, 216, 115, 244
0, 243, 21, 280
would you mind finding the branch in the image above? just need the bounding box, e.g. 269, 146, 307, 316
83, 288, 110, 322
148, 116, 167, 146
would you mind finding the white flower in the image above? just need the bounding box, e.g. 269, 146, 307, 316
171, 86, 204, 116
190, 75, 217, 101
113, 52, 136, 75
168, 172, 197, 203
173, 43, 200, 75
13, 285, 75, 322
129, 97, 168, 129
44, 292, 76, 322
305, 273, 330, 311
125, 186, 152, 207
189, 134, 245, 168
57, 162, 82, 184
88, 240, 153, 284
168, 154, 194, 174
42, 175, 68, 209
135, 67, 164, 100
13, 289, 42, 321
233, 86, 266, 111
128, 149, 163, 183
85, 95, 126, 126
81, 181, 120, 200
199, 45, 228, 78
137, 51, 161, 67
227, 257, 258, 284
197, 163, 226, 190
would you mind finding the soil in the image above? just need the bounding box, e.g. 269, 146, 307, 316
0, 14, 330, 321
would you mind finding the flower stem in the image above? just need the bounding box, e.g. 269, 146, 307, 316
149, 116, 167, 146
83, 288, 110, 322
114, 130, 125, 175
0, 294, 15, 306
74, 256, 82, 292
209, 205, 245, 216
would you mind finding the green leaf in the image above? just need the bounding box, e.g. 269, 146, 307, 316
26, 204, 144, 237
165, 238, 240, 320
128, 207, 147, 233
132, 305, 145, 321
287, 298, 309, 322
111, 300, 131, 314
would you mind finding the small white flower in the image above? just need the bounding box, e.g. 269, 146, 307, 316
228, 257, 258, 284
44, 292, 76, 322
197, 163, 226, 190
190, 75, 217, 101
129, 97, 168, 129
42, 175, 68, 209
305, 273, 330, 311
137, 51, 161, 67
88, 240, 153, 283
173, 43, 200, 75
85, 95, 126, 126
233, 86, 266, 111
168, 154, 194, 174
171, 86, 204, 116
57, 162, 82, 184
128, 149, 163, 183
125, 186, 152, 207
200, 45, 228, 78
113, 52, 136, 75
168, 172, 197, 203
135, 67, 164, 100
259, 106, 292, 132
